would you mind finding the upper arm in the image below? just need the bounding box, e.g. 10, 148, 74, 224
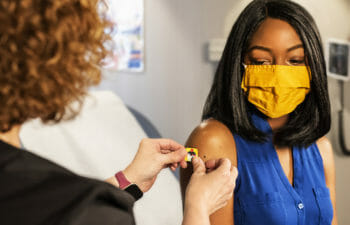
316, 136, 338, 225
180, 119, 237, 225
80, 202, 135, 225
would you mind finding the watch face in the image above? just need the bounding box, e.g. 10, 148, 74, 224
124, 184, 143, 201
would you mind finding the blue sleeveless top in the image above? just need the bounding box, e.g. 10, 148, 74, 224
233, 113, 333, 225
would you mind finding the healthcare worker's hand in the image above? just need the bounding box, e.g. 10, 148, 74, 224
122, 138, 187, 192
182, 157, 237, 225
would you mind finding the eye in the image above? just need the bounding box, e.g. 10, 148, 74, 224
288, 58, 305, 65
251, 59, 272, 65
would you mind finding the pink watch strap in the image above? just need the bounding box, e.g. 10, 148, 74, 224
115, 171, 131, 190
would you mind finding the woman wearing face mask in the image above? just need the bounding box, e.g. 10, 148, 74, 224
181, 0, 337, 225
0, 1, 238, 225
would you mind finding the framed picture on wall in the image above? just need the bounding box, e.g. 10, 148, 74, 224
102, 0, 144, 72
325, 39, 350, 81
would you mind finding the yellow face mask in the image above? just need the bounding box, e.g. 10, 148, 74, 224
241, 65, 311, 118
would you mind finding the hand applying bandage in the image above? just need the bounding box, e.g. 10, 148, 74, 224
182, 157, 238, 225
106, 140, 237, 225
107, 138, 187, 194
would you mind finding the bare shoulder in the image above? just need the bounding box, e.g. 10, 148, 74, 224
316, 136, 335, 182
316, 136, 334, 164
316, 136, 332, 152
186, 119, 237, 166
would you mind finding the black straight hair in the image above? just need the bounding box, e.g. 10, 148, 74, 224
202, 0, 331, 147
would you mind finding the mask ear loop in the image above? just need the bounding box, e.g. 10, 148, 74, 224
241, 63, 249, 96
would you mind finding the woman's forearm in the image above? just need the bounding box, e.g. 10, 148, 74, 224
105, 176, 119, 188
182, 204, 210, 225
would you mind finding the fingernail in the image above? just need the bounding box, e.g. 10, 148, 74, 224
231, 168, 238, 179
192, 156, 198, 163
232, 167, 238, 174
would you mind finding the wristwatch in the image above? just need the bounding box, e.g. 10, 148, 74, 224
115, 171, 143, 201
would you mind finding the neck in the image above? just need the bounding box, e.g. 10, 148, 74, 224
0, 125, 22, 148
267, 115, 289, 131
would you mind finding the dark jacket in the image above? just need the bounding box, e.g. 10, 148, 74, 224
0, 140, 135, 225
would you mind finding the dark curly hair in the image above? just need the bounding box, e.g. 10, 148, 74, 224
0, 0, 110, 132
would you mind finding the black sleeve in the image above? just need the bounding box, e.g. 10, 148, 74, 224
0, 142, 136, 225
60, 180, 136, 225
70, 197, 135, 225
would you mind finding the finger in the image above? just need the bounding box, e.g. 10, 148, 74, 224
154, 139, 185, 152
170, 165, 176, 171
231, 166, 238, 177
214, 158, 232, 174
192, 156, 206, 174
180, 160, 187, 169
205, 159, 216, 169
162, 148, 187, 165
205, 159, 221, 173
171, 162, 178, 169
217, 158, 232, 170
205, 159, 220, 170
206, 168, 214, 173
160, 149, 172, 154
207, 158, 231, 175
228, 166, 238, 184
224, 184, 235, 197
227, 190, 234, 199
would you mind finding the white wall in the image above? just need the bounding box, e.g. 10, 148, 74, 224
98, 0, 350, 223
100, 0, 232, 144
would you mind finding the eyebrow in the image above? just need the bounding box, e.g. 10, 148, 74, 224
247, 44, 304, 53
287, 44, 304, 52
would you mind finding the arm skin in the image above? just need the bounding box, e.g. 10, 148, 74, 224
180, 119, 237, 225
182, 205, 211, 225
316, 137, 338, 225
